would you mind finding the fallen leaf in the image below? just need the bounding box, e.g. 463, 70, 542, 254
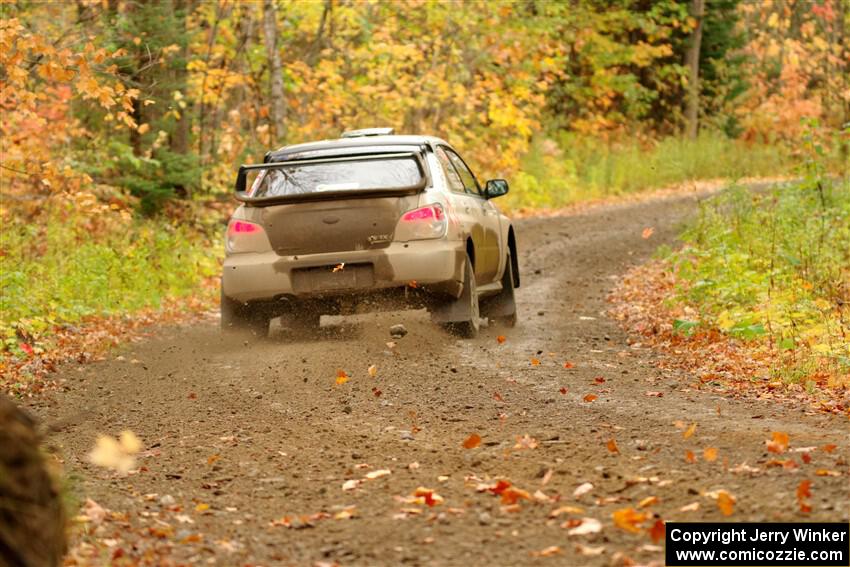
333, 506, 357, 520
573, 482, 594, 498
531, 546, 562, 557
703, 447, 718, 462
679, 502, 700, 512
648, 519, 665, 543
335, 369, 349, 385
583, 394, 598, 403
550, 505, 585, 517
365, 469, 391, 480
367, 364, 377, 377
462, 433, 482, 449
575, 543, 605, 556
638, 496, 658, 508
372, 387, 382, 397
613, 508, 650, 533
195, 503, 209, 512
207, 454, 220, 465
342, 479, 361, 491
19, 342, 34, 356
559, 387, 568, 395
496, 335, 506, 344
567, 517, 603, 535
493, 391, 504, 402
814, 469, 840, 477
88, 431, 143, 473
683, 423, 697, 439
501, 486, 532, 505
531, 358, 541, 366
541, 468, 554, 486
332, 262, 345, 272
822, 444, 837, 453
606, 439, 620, 454
514, 434, 539, 450
407, 280, 418, 288
594, 376, 606, 384
75, 498, 107, 525
796, 480, 812, 514
642, 227, 655, 239
645, 391, 663, 397
766, 431, 790, 453
801, 452, 812, 464
684, 450, 696, 463
413, 487, 444, 507
716, 490, 736, 516
533, 489, 554, 503
563, 361, 574, 369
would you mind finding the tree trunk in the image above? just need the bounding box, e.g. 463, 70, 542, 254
684, 0, 705, 140
262, 0, 286, 145
0, 396, 65, 567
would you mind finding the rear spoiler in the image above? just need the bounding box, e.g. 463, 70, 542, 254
234, 152, 428, 206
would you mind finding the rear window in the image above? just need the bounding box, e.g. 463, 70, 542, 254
249, 155, 424, 198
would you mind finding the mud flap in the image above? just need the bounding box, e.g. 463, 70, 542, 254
430, 258, 475, 324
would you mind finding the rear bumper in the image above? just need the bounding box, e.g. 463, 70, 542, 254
222, 240, 465, 304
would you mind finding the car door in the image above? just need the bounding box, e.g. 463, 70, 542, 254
443, 147, 501, 283
434, 147, 489, 281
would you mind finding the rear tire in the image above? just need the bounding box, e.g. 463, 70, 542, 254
435, 255, 480, 338
481, 252, 518, 327
221, 290, 269, 338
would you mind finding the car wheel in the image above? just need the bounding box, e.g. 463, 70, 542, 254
441, 255, 480, 338
221, 290, 269, 338
481, 252, 517, 327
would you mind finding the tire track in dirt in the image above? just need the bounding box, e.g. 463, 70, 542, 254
28, 192, 848, 566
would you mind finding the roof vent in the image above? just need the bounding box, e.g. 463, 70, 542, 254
341, 127, 395, 138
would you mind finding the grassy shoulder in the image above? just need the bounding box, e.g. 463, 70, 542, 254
611, 174, 850, 413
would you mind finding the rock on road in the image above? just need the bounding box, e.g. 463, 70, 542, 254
28, 192, 849, 566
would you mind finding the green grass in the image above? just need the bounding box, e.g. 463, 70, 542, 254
0, 202, 220, 355
669, 174, 850, 380
504, 132, 792, 210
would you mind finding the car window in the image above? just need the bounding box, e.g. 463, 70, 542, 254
435, 147, 466, 194
444, 148, 481, 196
248, 156, 423, 198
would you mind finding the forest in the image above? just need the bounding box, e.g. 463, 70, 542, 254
2, 2, 850, 565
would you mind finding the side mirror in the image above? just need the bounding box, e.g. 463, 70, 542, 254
484, 179, 509, 199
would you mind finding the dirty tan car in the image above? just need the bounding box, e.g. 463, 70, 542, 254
221, 128, 519, 338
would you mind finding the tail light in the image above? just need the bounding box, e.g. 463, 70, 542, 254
394, 203, 447, 241
225, 219, 269, 253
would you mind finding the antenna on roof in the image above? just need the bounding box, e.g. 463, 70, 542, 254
341, 127, 395, 138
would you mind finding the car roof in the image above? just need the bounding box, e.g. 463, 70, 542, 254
266, 135, 451, 162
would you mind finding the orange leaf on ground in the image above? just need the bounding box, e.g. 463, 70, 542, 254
335, 369, 349, 385
822, 444, 837, 453
649, 519, 665, 543
642, 227, 655, 239
563, 361, 574, 369
496, 335, 506, 344
607, 439, 620, 454
684, 450, 696, 463
801, 452, 812, 464
766, 431, 790, 453
559, 387, 568, 395
501, 486, 532, 505
612, 508, 650, 533
531, 546, 562, 557
703, 447, 718, 462
716, 491, 735, 516
462, 433, 482, 449
531, 358, 541, 366
367, 364, 378, 377
413, 487, 444, 507
514, 434, 539, 450
594, 376, 606, 384
638, 496, 658, 508
683, 423, 697, 439
815, 469, 840, 477
797, 480, 812, 514
493, 391, 504, 402
583, 394, 598, 402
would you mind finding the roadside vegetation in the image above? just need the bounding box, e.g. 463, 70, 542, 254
1, 0, 848, 392
611, 131, 850, 412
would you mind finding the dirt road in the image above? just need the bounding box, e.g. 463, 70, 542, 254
29, 193, 849, 566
